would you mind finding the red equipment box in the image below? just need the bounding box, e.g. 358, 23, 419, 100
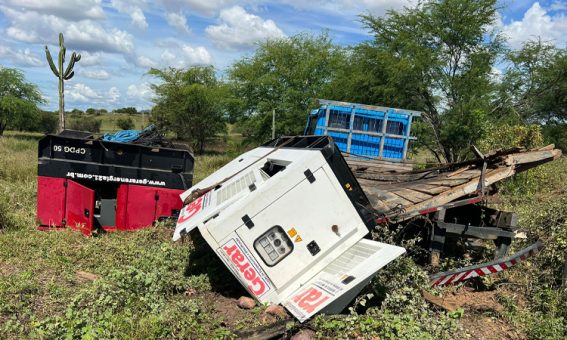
36, 132, 194, 235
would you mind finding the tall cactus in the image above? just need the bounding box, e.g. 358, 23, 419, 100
45, 33, 81, 133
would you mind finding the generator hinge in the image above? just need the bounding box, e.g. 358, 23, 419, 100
304, 169, 316, 183
242, 214, 254, 229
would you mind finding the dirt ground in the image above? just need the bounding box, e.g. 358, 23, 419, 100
437, 288, 528, 339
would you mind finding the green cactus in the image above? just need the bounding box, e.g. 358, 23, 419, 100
45, 33, 81, 133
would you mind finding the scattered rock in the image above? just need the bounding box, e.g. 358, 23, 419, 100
264, 304, 288, 319
291, 329, 316, 340
237, 296, 256, 309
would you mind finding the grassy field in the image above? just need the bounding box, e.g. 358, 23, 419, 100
0, 131, 565, 338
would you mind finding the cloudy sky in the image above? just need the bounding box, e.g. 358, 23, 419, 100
0, 0, 566, 111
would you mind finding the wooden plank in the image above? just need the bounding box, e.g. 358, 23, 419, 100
406, 183, 450, 195
391, 188, 432, 204
537, 144, 555, 151
446, 165, 471, 178
394, 166, 515, 220
505, 149, 561, 165
424, 178, 470, 187
442, 169, 482, 180
345, 158, 414, 171
363, 186, 413, 209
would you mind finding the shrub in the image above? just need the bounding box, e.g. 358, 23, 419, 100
479, 123, 544, 152
36, 111, 58, 134
67, 116, 101, 133
116, 116, 134, 130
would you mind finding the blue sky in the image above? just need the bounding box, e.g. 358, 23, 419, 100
0, 0, 566, 111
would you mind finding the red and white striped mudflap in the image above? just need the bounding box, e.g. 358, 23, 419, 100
429, 240, 544, 287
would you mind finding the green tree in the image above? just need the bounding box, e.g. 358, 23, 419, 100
115, 107, 138, 115
358, 0, 502, 162
228, 33, 345, 142
0, 67, 43, 136
498, 40, 567, 124
149, 66, 226, 153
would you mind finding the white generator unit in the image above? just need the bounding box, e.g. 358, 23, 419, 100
173, 136, 405, 322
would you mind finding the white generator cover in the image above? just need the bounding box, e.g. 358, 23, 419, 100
173, 137, 405, 322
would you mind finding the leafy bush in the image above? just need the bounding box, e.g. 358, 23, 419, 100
479, 123, 544, 152
35, 111, 58, 134
67, 116, 101, 133
492, 157, 567, 338
116, 116, 134, 130
542, 123, 567, 152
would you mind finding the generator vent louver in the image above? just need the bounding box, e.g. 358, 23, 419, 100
323, 241, 382, 276
216, 171, 256, 205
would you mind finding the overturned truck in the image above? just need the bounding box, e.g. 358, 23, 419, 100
173, 132, 561, 322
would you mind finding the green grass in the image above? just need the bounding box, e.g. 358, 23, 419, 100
1, 131, 565, 338
0, 131, 245, 338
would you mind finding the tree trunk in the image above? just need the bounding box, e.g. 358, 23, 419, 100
199, 137, 205, 154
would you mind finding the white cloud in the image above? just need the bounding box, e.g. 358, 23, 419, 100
79, 69, 111, 80
279, 0, 418, 16
108, 87, 121, 103
66, 83, 102, 102
161, 0, 234, 17
500, 2, 567, 49
550, 1, 567, 11
66, 83, 121, 104
5, 0, 105, 20
157, 45, 212, 67
136, 55, 157, 68
127, 82, 152, 100
161, 49, 177, 64
166, 12, 190, 33
0, 6, 135, 54
78, 51, 103, 66
182, 45, 212, 65
0, 46, 43, 67
111, 0, 149, 30
206, 6, 286, 49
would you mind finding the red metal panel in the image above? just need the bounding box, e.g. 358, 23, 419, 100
155, 188, 184, 220
65, 180, 95, 236
115, 184, 129, 230
118, 184, 157, 231
37, 176, 66, 227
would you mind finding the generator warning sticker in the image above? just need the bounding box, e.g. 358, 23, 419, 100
217, 237, 273, 298
283, 278, 344, 322
176, 191, 213, 227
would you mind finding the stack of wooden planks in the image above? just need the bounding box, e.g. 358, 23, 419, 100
346, 145, 562, 223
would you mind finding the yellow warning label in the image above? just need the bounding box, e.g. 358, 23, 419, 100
294, 235, 303, 243
288, 228, 297, 238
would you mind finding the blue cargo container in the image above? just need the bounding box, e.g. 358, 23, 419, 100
304, 99, 421, 161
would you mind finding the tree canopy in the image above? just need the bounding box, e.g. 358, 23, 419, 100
0, 67, 43, 136
227, 33, 345, 142
149, 66, 226, 153
355, 0, 503, 162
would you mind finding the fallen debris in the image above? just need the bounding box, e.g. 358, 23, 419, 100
421, 290, 457, 312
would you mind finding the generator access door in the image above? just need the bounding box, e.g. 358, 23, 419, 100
65, 180, 95, 235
